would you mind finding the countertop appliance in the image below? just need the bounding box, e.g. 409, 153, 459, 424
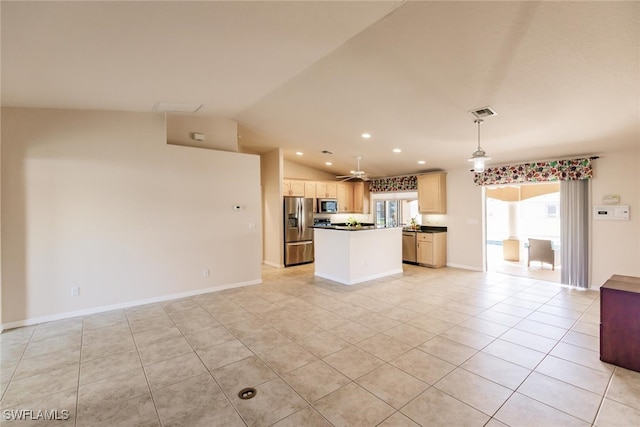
402, 231, 417, 263
284, 197, 314, 267
318, 199, 338, 214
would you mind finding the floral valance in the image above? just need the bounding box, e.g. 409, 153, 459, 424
474, 158, 593, 186
369, 175, 417, 193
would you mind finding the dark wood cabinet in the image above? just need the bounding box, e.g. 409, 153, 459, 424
600, 275, 640, 372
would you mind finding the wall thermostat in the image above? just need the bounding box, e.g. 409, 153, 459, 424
593, 205, 629, 220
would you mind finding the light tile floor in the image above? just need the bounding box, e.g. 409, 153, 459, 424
1, 264, 639, 426
487, 243, 561, 283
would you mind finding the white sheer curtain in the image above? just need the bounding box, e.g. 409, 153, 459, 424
560, 179, 589, 288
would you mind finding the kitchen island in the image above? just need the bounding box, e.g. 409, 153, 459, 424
313, 226, 402, 285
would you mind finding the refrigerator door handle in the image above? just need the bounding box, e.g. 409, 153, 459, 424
299, 200, 303, 235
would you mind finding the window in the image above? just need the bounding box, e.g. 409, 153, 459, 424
374, 200, 400, 227
374, 199, 421, 227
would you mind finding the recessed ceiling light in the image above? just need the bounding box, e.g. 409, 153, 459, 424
295, 151, 303, 156
418, 160, 426, 165
325, 162, 332, 166
393, 148, 402, 153
361, 133, 371, 139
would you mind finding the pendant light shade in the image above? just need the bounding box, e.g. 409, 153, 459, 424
468, 118, 491, 172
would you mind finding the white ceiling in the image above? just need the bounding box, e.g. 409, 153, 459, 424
2, 1, 639, 178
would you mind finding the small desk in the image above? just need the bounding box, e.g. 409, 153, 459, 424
600, 275, 640, 372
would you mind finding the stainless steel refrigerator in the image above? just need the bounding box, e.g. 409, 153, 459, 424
284, 197, 314, 266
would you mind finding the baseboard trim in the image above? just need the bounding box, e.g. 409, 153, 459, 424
262, 260, 283, 268
446, 262, 484, 272
315, 269, 404, 285
1, 278, 262, 331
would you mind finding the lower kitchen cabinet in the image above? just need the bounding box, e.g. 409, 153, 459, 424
417, 232, 446, 268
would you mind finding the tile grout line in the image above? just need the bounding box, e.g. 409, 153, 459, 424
124, 308, 163, 427
190, 298, 251, 427
0, 325, 35, 403
72, 318, 84, 427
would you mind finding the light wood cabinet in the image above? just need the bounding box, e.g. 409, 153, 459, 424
282, 179, 370, 214
304, 182, 317, 212
418, 173, 447, 214
304, 182, 316, 198
352, 182, 370, 214
337, 183, 354, 213
417, 232, 447, 268
283, 179, 305, 197
316, 182, 337, 198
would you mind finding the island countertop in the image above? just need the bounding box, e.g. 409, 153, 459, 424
401, 226, 448, 233
311, 225, 402, 231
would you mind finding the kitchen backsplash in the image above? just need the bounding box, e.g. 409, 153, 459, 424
422, 214, 447, 226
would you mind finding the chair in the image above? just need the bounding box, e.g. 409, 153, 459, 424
527, 238, 555, 270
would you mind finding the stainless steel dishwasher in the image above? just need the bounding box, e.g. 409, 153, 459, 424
402, 231, 417, 263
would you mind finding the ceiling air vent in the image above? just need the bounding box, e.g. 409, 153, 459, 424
469, 106, 497, 119
153, 102, 202, 113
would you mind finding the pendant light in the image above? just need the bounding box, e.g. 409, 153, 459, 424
468, 118, 491, 173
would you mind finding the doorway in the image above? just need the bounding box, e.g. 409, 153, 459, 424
485, 183, 561, 282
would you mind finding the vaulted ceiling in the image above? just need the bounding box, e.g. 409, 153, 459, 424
2, 1, 639, 178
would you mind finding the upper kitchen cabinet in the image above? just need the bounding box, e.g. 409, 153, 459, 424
304, 182, 316, 198
352, 182, 370, 214
316, 182, 337, 199
283, 179, 305, 197
304, 182, 317, 212
337, 182, 354, 212
418, 173, 447, 214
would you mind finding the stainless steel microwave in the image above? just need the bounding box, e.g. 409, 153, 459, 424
318, 199, 338, 213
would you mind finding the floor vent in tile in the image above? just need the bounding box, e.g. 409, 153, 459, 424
238, 387, 257, 400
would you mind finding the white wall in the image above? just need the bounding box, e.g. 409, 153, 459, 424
1, 108, 262, 327
261, 149, 284, 267
443, 148, 640, 283
283, 160, 336, 181
590, 147, 640, 287
166, 114, 238, 152
0, 107, 3, 330
445, 168, 485, 271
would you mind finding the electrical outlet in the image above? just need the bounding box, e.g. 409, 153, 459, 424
203, 269, 210, 278
71, 287, 80, 297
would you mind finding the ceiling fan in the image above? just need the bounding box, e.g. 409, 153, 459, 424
336, 156, 370, 182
